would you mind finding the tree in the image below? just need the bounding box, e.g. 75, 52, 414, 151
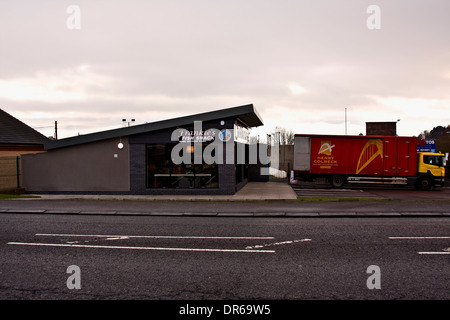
419, 125, 450, 155
418, 125, 450, 139
270, 126, 295, 145
436, 135, 450, 155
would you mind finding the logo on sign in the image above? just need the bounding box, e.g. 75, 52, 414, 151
318, 141, 335, 156
219, 129, 232, 142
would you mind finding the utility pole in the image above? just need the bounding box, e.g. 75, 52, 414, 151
54, 121, 58, 140
345, 108, 347, 135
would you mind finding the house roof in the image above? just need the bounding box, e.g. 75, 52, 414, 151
0, 109, 50, 146
45, 104, 264, 150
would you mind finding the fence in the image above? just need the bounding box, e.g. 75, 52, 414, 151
0, 156, 22, 192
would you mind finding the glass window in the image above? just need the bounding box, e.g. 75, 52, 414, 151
423, 155, 444, 167
146, 143, 218, 189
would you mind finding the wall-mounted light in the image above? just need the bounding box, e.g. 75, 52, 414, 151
118, 137, 124, 149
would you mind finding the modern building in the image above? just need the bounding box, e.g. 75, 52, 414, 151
22, 104, 267, 195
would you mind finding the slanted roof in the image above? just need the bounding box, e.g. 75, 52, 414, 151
45, 104, 263, 150
0, 109, 49, 146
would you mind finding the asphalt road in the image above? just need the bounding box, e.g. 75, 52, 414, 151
0, 213, 448, 303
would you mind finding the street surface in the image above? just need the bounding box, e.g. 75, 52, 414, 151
0, 213, 448, 301
292, 182, 450, 200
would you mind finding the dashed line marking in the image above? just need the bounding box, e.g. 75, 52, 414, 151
245, 238, 311, 250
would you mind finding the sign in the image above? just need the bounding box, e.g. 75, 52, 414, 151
178, 129, 216, 143
417, 139, 436, 153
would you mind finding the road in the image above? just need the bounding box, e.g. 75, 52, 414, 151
0, 213, 448, 303
293, 182, 450, 200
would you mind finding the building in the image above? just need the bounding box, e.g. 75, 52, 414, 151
0, 109, 49, 192
366, 121, 397, 136
0, 109, 49, 157
22, 104, 267, 195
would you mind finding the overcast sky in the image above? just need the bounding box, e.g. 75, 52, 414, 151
1, 0, 449, 139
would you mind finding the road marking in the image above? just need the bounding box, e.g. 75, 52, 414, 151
389, 236, 450, 240
35, 233, 275, 240
245, 238, 311, 250
418, 252, 450, 255
389, 236, 450, 255
7, 242, 275, 254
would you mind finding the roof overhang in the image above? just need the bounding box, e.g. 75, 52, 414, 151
45, 104, 263, 150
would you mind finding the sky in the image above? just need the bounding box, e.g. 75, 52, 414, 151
1, 0, 449, 140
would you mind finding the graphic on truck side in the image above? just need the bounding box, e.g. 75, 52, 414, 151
356, 139, 383, 174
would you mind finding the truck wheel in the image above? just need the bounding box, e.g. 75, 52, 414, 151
416, 176, 433, 191
330, 175, 346, 188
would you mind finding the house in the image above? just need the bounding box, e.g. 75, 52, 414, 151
0, 109, 49, 157
0, 108, 49, 192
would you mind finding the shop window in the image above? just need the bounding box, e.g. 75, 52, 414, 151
146, 144, 219, 189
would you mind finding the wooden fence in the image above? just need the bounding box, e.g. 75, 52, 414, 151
0, 156, 22, 192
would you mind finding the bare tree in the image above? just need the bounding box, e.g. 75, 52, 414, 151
270, 126, 295, 145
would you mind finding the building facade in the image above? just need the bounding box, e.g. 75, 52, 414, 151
22, 105, 267, 195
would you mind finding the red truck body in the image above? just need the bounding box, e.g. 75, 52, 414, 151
294, 134, 418, 177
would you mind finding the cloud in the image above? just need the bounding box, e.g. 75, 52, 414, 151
0, 65, 113, 103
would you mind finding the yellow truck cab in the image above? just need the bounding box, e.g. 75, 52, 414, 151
416, 152, 446, 190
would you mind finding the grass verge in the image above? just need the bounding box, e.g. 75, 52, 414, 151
0, 194, 40, 200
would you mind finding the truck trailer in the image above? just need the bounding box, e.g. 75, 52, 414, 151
292, 134, 446, 190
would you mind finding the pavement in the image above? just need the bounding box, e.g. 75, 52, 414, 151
1, 182, 450, 217
19, 182, 299, 201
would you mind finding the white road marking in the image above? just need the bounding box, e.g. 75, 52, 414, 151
245, 238, 311, 250
389, 236, 450, 240
105, 236, 130, 241
35, 233, 275, 240
7, 242, 275, 254
418, 252, 450, 255
389, 236, 450, 255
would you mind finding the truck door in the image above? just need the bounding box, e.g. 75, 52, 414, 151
293, 136, 311, 172
396, 138, 415, 176
383, 138, 396, 175
384, 137, 416, 176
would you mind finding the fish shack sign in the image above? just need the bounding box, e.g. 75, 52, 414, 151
177, 128, 216, 143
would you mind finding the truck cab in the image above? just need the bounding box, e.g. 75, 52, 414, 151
416, 152, 446, 190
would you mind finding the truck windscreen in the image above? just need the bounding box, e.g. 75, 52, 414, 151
423, 155, 444, 167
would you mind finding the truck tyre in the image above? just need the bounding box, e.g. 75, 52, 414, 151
416, 176, 433, 191
330, 175, 346, 188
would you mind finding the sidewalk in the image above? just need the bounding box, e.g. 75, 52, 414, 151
22, 182, 299, 201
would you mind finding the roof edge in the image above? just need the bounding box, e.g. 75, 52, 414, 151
45, 104, 263, 150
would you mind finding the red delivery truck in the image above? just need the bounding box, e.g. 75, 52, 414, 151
293, 134, 446, 190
